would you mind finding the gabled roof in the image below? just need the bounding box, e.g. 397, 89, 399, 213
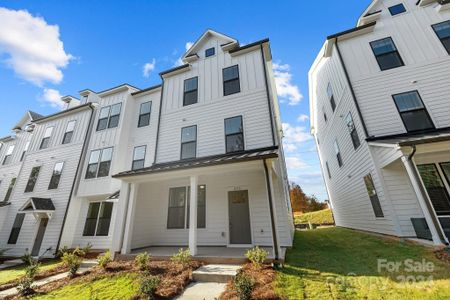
12, 111, 43, 131
181, 29, 238, 62
20, 197, 55, 211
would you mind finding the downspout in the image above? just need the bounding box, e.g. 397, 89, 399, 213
153, 80, 165, 164
263, 159, 280, 263
406, 145, 448, 244
260, 43, 276, 146
55, 105, 95, 253
334, 39, 369, 139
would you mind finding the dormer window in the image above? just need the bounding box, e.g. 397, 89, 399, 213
205, 47, 215, 57
388, 4, 406, 16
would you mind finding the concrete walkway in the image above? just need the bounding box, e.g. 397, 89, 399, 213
0, 260, 97, 299
0, 259, 23, 270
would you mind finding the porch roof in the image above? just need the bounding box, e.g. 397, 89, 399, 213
113, 146, 279, 178
19, 197, 55, 212
367, 127, 450, 147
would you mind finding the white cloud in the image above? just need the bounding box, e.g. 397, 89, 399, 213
39, 88, 64, 109
185, 41, 194, 51
273, 62, 303, 105
173, 41, 195, 67
285, 157, 309, 171
283, 143, 297, 153
282, 123, 312, 144
297, 114, 309, 122
0, 7, 73, 86
142, 58, 156, 78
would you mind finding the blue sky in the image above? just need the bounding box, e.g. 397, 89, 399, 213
0, 0, 371, 200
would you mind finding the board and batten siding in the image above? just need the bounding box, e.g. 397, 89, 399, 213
156, 37, 273, 163
338, 0, 450, 137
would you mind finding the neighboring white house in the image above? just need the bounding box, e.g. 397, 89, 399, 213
1, 30, 293, 260
309, 0, 450, 245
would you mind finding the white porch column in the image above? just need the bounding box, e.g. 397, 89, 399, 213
401, 156, 444, 245
121, 183, 139, 254
189, 175, 198, 256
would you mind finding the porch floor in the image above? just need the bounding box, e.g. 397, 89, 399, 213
118, 246, 286, 264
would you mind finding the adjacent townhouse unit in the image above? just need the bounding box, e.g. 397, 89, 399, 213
309, 0, 450, 245
1, 30, 294, 261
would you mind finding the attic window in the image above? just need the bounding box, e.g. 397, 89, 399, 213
388, 4, 406, 16
205, 47, 215, 57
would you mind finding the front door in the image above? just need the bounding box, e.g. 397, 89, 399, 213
228, 190, 251, 244
31, 218, 48, 256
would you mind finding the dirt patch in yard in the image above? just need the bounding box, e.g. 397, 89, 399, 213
435, 248, 450, 264
220, 264, 279, 300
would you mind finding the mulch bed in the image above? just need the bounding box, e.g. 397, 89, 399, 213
220, 264, 279, 300
5, 260, 201, 300
435, 248, 450, 264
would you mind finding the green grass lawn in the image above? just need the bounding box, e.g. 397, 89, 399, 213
33, 273, 139, 300
294, 209, 334, 225
0, 260, 62, 285
276, 227, 450, 299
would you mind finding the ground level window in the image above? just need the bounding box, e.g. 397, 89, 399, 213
8, 213, 25, 244
364, 174, 384, 218
83, 202, 114, 236
417, 164, 450, 216
167, 185, 206, 229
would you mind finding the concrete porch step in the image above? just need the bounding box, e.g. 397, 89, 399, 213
192, 264, 240, 283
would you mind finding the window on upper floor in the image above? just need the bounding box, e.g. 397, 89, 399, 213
323, 108, 328, 123
432, 20, 450, 55
388, 3, 406, 16
85, 147, 113, 179
326, 162, 331, 179
138, 101, 152, 127
183, 77, 198, 106
132, 145, 146, 170
2, 145, 15, 165
20, 141, 30, 162
364, 174, 384, 218
96, 103, 122, 131
346, 112, 361, 150
25, 166, 41, 193
225, 116, 244, 153
62, 120, 76, 144
181, 126, 197, 160
327, 83, 336, 112
205, 47, 215, 57
48, 162, 64, 190
8, 213, 25, 244
370, 37, 404, 71
3, 177, 16, 202
40, 127, 54, 150
392, 91, 434, 132
223, 65, 240, 96
334, 139, 343, 167
83, 201, 114, 236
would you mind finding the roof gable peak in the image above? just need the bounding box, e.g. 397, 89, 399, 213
181, 29, 237, 62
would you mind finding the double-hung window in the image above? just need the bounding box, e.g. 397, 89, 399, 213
183, 77, 198, 106
132, 145, 146, 170
432, 20, 450, 54
48, 162, 64, 190
181, 126, 197, 159
2, 145, 15, 165
334, 140, 343, 167
388, 4, 406, 16
83, 201, 114, 236
205, 47, 215, 57
25, 166, 41, 193
346, 112, 360, 150
3, 177, 16, 202
325, 162, 332, 179
392, 91, 434, 132
8, 213, 25, 244
223, 65, 240, 96
138, 102, 152, 127
108, 103, 122, 128
97, 106, 110, 131
167, 185, 206, 229
417, 164, 450, 216
96, 103, 122, 131
364, 174, 384, 218
327, 83, 336, 112
20, 141, 30, 162
370, 37, 404, 71
85, 147, 113, 179
40, 127, 54, 149
225, 116, 244, 153
62, 120, 76, 144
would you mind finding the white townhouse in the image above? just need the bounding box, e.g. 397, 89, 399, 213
0, 98, 94, 257
309, 0, 450, 245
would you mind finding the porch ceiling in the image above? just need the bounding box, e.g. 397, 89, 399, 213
367, 127, 450, 147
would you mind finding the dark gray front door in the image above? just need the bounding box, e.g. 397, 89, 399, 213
228, 190, 251, 244
31, 218, 48, 256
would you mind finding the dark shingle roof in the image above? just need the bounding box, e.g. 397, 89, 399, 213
29, 111, 44, 120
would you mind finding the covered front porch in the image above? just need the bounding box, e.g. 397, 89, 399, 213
111, 147, 289, 262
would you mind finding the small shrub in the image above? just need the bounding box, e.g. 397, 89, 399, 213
73, 246, 86, 258
245, 246, 268, 268
135, 251, 151, 271
17, 261, 40, 296
234, 271, 255, 300
82, 243, 93, 256
170, 248, 191, 266
62, 252, 81, 278
97, 250, 112, 269
21, 251, 37, 266
56, 246, 70, 258
140, 274, 160, 299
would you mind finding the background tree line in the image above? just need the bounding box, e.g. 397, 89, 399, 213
289, 182, 327, 213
